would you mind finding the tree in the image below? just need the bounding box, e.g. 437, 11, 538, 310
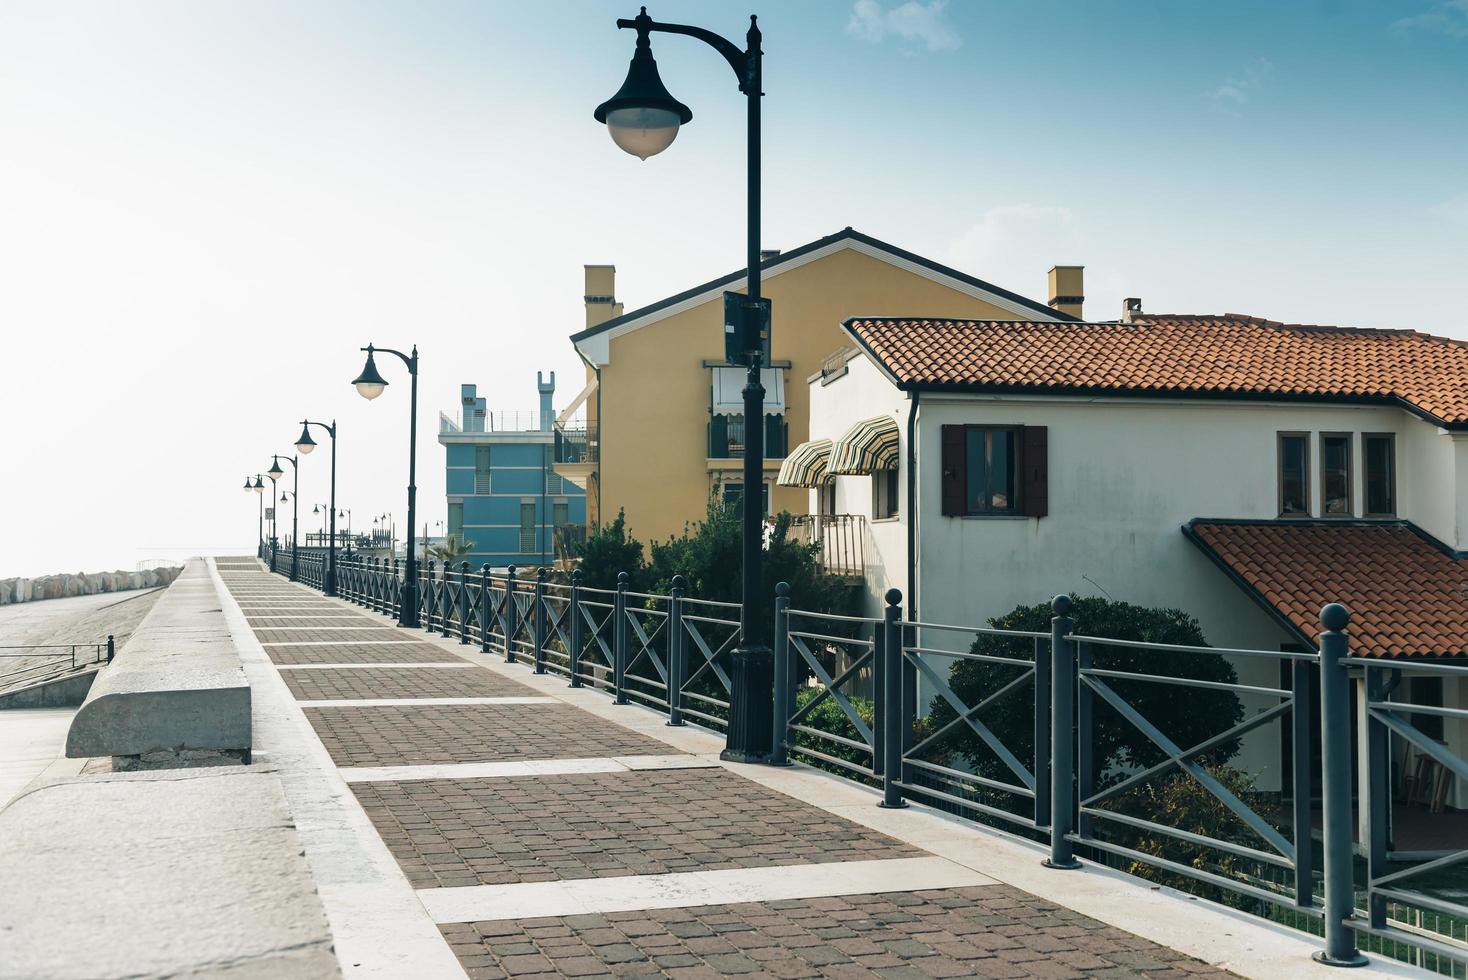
925, 596, 1245, 789
427, 533, 475, 564
576, 510, 645, 590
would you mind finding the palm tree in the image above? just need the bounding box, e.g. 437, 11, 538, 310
428, 533, 476, 563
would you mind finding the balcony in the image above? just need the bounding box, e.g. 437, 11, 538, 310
708, 414, 788, 460
787, 514, 866, 581
554, 422, 598, 465
440, 410, 549, 434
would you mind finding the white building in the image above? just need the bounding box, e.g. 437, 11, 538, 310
786, 306, 1468, 810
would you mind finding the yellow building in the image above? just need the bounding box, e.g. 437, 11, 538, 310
556, 227, 1081, 546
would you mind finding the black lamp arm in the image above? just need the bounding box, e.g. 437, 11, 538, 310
617, 13, 754, 92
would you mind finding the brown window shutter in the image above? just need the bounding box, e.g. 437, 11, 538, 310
941, 425, 965, 516
1022, 426, 1048, 518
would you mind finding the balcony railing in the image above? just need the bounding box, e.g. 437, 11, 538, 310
708, 414, 788, 460
788, 514, 866, 579
554, 422, 598, 465
441, 410, 550, 433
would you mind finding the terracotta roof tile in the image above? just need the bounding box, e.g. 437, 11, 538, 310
846, 315, 1468, 425
1186, 520, 1468, 659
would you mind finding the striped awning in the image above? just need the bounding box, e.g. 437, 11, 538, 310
830, 415, 900, 475
777, 438, 833, 488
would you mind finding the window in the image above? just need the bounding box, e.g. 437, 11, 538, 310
1278, 433, 1310, 517
519, 500, 536, 554
1364, 433, 1396, 517
474, 445, 492, 494
544, 445, 564, 494
1321, 433, 1352, 517
1409, 676, 1444, 742
819, 479, 836, 518
872, 468, 899, 519
552, 498, 569, 529
448, 502, 463, 538
940, 425, 1047, 518
721, 481, 769, 516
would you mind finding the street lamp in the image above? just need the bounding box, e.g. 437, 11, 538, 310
596, 6, 771, 763
270, 454, 299, 581
245, 475, 265, 557
353, 343, 420, 627
296, 419, 339, 595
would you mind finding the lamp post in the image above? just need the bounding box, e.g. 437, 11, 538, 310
339, 509, 352, 554
268, 455, 299, 581
266, 472, 279, 554
244, 476, 265, 557
596, 6, 771, 762
296, 420, 339, 595
353, 344, 420, 627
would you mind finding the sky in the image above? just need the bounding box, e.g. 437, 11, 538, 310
0, 0, 1465, 577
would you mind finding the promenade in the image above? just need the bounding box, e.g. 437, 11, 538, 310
208, 556, 1381, 980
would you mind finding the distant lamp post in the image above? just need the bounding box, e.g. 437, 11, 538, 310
353, 343, 419, 627
270, 454, 299, 581
245, 476, 265, 558
596, 6, 772, 763
296, 419, 339, 595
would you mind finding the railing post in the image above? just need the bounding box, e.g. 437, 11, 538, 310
569, 569, 584, 687
1316, 603, 1368, 967
1291, 658, 1315, 910
614, 571, 629, 704
770, 582, 792, 764
391, 559, 401, 619
106, 635, 114, 663
458, 561, 471, 644
421, 559, 435, 631
504, 565, 518, 663
1033, 633, 1052, 831
1364, 664, 1390, 930
668, 575, 686, 726
1045, 595, 1081, 869
533, 568, 547, 674
479, 565, 492, 653
879, 588, 907, 808
439, 560, 451, 637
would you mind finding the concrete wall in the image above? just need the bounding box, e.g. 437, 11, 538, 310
584, 243, 1056, 545
65, 559, 250, 767
0, 565, 181, 606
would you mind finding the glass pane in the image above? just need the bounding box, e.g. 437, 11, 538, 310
448, 503, 463, 536
475, 446, 491, 473
965, 430, 986, 513
1365, 437, 1394, 515
990, 430, 1014, 511
1322, 436, 1350, 515
553, 501, 568, 527
1280, 436, 1308, 514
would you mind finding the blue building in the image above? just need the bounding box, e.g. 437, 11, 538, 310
438, 373, 587, 570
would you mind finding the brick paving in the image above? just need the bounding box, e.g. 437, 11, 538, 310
283, 666, 538, 701
352, 768, 919, 888
265, 642, 456, 665
439, 886, 1231, 979
216, 563, 1240, 979
304, 703, 670, 767
245, 615, 382, 628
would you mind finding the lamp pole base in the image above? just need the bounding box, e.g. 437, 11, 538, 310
720, 643, 774, 764
399, 580, 420, 629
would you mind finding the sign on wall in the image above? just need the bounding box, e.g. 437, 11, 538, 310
723, 291, 771, 366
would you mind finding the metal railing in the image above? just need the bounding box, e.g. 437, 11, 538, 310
554, 422, 598, 464
268, 553, 1468, 974
787, 514, 866, 579
0, 637, 113, 690
708, 413, 788, 460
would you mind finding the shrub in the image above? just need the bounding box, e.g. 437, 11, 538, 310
925, 596, 1244, 788
789, 687, 876, 779
575, 510, 645, 590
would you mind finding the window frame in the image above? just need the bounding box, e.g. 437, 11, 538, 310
871, 467, 899, 521
1319, 431, 1354, 518
962, 425, 1023, 517
1362, 432, 1397, 518
1277, 431, 1312, 518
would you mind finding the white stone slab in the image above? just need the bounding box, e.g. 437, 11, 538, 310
419, 856, 993, 924
209, 560, 467, 980
297, 697, 557, 708
0, 708, 75, 810
262, 641, 427, 647
276, 662, 478, 671
339, 753, 720, 784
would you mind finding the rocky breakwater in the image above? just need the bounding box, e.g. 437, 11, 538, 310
1, 566, 183, 606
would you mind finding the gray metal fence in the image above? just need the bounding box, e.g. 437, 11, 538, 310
268, 556, 1467, 973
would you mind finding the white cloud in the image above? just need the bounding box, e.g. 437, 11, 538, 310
1392, 0, 1468, 40
1209, 58, 1274, 107
846, 0, 961, 52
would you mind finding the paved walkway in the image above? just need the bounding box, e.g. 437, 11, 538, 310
210, 558, 1304, 980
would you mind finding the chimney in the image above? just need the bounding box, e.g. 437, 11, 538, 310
1122, 297, 1142, 324
537, 371, 555, 432
584, 265, 621, 329
1047, 266, 1084, 319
